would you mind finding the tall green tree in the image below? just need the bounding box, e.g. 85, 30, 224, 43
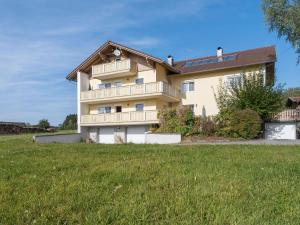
60, 114, 77, 130
38, 119, 50, 129
262, 0, 300, 62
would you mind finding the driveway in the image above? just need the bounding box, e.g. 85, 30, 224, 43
181, 139, 300, 145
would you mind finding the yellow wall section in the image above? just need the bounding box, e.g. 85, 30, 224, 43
170, 66, 263, 116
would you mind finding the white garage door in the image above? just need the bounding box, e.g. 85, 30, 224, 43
127, 126, 146, 144
99, 127, 115, 144
265, 122, 296, 140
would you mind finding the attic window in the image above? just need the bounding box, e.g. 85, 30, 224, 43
183, 54, 238, 67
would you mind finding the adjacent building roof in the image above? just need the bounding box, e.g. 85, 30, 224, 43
173, 46, 276, 75
288, 97, 300, 103
66, 41, 276, 81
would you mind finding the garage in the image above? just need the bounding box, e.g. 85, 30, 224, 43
265, 122, 297, 140
127, 126, 146, 144
99, 127, 115, 144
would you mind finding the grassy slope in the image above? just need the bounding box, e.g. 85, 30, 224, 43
0, 134, 299, 225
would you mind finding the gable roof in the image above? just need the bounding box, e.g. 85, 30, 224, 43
172, 46, 276, 75
66, 40, 180, 80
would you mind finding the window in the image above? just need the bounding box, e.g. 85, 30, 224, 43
98, 106, 111, 114
227, 75, 241, 87
188, 104, 194, 112
181, 81, 195, 93
135, 104, 144, 111
98, 83, 111, 89
116, 106, 122, 113
115, 81, 122, 87
135, 78, 144, 84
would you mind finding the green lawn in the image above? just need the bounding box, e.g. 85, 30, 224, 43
0, 135, 299, 225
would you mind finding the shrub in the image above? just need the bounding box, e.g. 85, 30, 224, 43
229, 109, 262, 139
200, 117, 216, 136
158, 109, 179, 133
157, 107, 216, 136
215, 72, 284, 120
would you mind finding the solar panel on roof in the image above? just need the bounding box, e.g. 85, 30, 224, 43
183, 54, 238, 67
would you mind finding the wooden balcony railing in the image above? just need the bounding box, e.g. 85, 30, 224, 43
80, 82, 182, 102
271, 109, 300, 121
81, 110, 159, 125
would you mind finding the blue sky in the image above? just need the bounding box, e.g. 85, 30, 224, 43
0, 0, 299, 125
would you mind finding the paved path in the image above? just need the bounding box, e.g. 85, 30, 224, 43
181, 139, 300, 145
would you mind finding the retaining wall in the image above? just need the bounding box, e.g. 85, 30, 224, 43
33, 133, 81, 143
145, 133, 181, 144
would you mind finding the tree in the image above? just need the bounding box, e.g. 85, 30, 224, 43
215, 71, 284, 120
38, 119, 50, 129
262, 0, 300, 62
60, 114, 77, 130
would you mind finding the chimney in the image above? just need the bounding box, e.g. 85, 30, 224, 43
217, 47, 223, 58
167, 55, 174, 66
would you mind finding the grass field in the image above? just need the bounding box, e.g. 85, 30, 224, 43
0, 134, 299, 225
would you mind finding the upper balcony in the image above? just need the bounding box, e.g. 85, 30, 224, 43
92, 59, 137, 80
80, 81, 182, 104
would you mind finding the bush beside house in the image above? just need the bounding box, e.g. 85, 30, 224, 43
157, 72, 284, 140
157, 107, 215, 137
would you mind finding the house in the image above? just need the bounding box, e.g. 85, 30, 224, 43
66, 41, 276, 143
287, 97, 300, 109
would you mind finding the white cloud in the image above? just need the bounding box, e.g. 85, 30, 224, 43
124, 37, 162, 48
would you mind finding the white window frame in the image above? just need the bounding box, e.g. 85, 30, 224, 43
98, 106, 112, 114
181, 80, 195, 93
226, 75, 242, 88
114, 81, 122, 88
135, 78, 144, 85
98, 82, 111, 89
135, 103, 144, 111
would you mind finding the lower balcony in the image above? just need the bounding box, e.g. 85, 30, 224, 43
80, 82, 182, 104
81, 110, 159, 126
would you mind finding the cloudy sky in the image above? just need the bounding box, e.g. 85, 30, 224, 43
0, 0, 299, 125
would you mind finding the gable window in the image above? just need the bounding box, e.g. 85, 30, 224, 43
98, 106, 111, 114
181, 81, 195, 93
135, 104, 144, 111
98, 83, 111, 89
135, 78, 144, 85
227, 75, 241, 87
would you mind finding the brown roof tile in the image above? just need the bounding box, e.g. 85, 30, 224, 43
173, 46, 276, 75
288, 97, 300, 103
